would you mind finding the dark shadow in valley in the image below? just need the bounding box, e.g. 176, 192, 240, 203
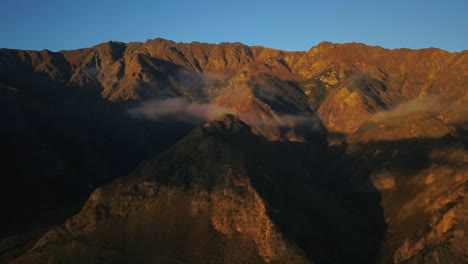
0, 62, 198, 263
135, 118, 387, 264
236, 132, 464, 263
334, 133, 466, 263
185, 126, 387, 264
244, 138, 386, 264
252, 76, 312, 115
0, 51, 226, 261
348, 134, 465, 176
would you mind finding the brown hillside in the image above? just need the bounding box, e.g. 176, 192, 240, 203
1, 39, 467, 263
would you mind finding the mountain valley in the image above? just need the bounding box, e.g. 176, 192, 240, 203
1, 38, 467, 263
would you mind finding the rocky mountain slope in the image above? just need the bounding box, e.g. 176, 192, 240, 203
1, 38, 467, 263
10, 114, 385, 264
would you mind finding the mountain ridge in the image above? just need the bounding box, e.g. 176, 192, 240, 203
1, 37, 467, 263
2, 37, 465, 135
5, 38, 465, 54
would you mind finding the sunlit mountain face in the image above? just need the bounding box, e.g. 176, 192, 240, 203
1, 39, 467, 264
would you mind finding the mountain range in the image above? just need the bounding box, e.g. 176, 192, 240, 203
0, 38, 467, 263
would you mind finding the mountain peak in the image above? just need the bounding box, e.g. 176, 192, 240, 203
308, 41, 337, 53
203, 114, 253, 137
209, 113, 241, 123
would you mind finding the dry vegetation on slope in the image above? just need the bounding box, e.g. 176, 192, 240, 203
1, 39, 467, 263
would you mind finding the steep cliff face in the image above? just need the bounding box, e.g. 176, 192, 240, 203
345, 111, 468, 264
1, 39, 467, 263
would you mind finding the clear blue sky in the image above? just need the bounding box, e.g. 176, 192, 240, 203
1, 0, 466, 52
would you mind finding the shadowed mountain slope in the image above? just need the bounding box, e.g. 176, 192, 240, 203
1, 39, 467, 263
10, 115, 385, 264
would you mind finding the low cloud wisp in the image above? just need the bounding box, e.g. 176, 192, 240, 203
128, 97, 231, 123
370, 97, 441, 122
128, 97, 322, 131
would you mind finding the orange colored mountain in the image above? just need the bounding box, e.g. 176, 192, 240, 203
1, 39, 467, 263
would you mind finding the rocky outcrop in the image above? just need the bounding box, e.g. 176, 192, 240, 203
10, 115, 386, 263
1, 39, 467, 263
